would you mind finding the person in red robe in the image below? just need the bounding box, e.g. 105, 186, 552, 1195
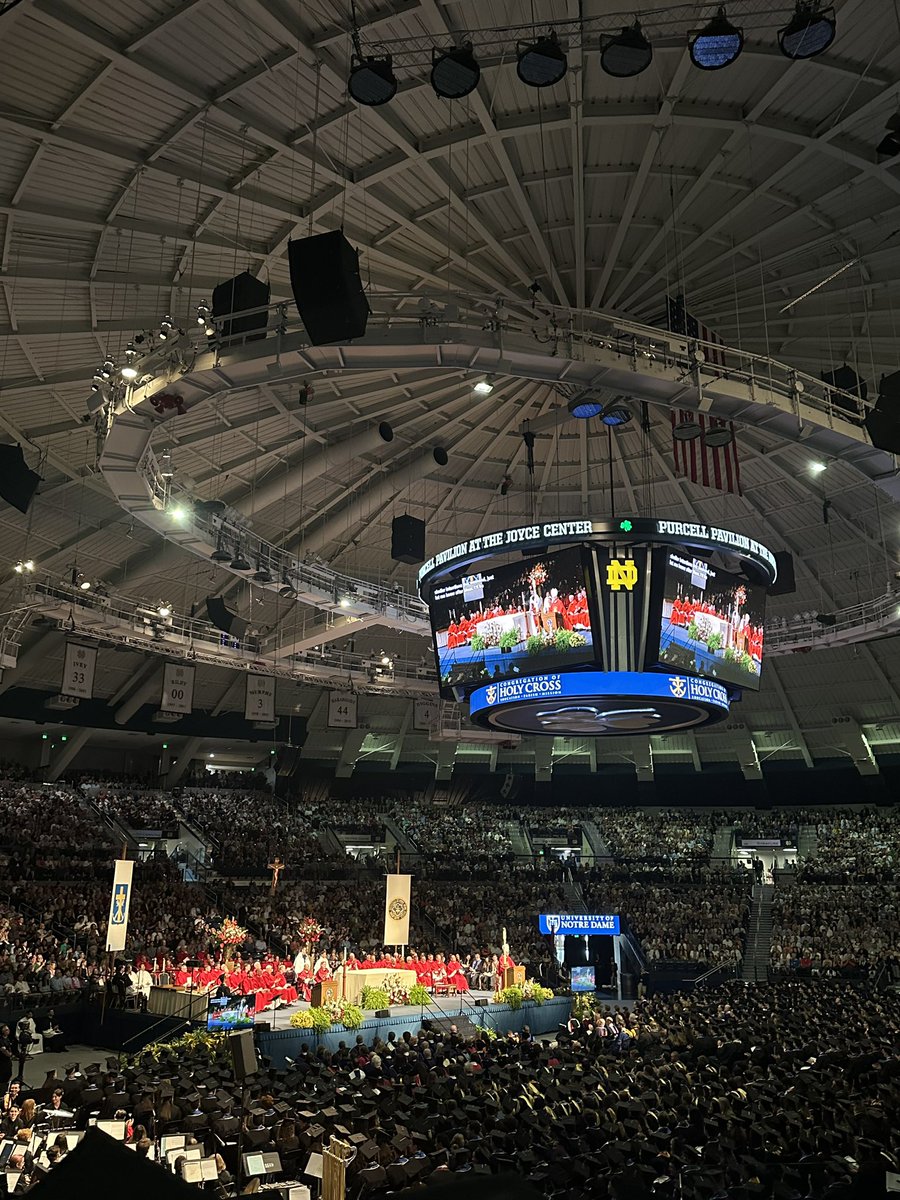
446, 957, 469, 992
431, 955, 448, 993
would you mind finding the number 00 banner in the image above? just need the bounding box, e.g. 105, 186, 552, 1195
62, 642, 97, 699
383, 874, 411, 946
161, 662, 195, 714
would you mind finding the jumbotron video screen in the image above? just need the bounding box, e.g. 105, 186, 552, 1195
655, 552, 766, 690
429, 546, 594, 696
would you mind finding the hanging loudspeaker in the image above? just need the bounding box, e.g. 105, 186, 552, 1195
768, 552, 796, 597
211, 271, 270, 342
0, 445, 41, 515
391, 515, 426, 565
288, 231, 370, 345
228, 1030, 258, 1081
206, 596, 249, 640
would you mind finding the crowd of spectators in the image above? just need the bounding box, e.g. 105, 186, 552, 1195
392, 803, 515, 855
797, 807, 899, 882
0, 784, 116, 882
594, 808, 721, 865
5, 980, 898, 1200
771, 883, 900, 978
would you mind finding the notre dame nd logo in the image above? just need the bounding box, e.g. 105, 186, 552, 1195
388, 898, 408, 921
606, 558, 639, 591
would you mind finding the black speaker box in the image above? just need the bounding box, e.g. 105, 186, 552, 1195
563, 935, 587, 967
228, 1030, 258, 1081
864, 404, 900, 454
288, 231, 369, 345
391, 514, 426, 564
0, 444, 41, 515
821, 364, 867, 410
212, 271, 270, 342
375, 1008, 391, 1018
769, 551, 796, 597
206, 596, 249, 640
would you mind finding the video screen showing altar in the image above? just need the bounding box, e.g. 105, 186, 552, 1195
656, 552, 766, 690
430, 546, 594, 694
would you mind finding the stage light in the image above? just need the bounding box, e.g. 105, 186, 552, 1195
158, 316, 175, 340
121, 343, 139, 381
702, 424, 734, 447
517, 32, 567, 87
673, 419, 703, 441
601, 403, 633, 427
210, 539, 232, 563
80, 579, 91, 591
810, 461, 827, 474
689, 7, 743, 69
99, 359, 115, 381
252, 564, 273, 584
230, 550, 252, 571
348, 54, 397, 106
381, 655, 391, 666
159, 451, 174, 479
208, 752, 215, 758
474, 376, 494, 395
339, 596, 352, 608
600, 21, 652, 78
170, 504, 189, 523
431, 44, 480, 99
196, 302, 215, 336
778, 2, 835, 59
568, 396, 604, 420
158, 605, 171, 618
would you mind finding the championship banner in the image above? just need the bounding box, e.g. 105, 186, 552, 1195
383, 874, 411, 946
61, 642, 97, 699
245, 674, 275, 722
106, 859, 134, 952
161, 662, 195, 714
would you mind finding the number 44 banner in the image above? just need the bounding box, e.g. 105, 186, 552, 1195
328, 691, 358, 729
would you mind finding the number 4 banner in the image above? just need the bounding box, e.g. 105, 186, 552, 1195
161, 662, 195, 714
62, 642, 97, 699
328, 691, 358, 729
245, 674, 275, 722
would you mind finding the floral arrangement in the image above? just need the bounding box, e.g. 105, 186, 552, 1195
408, 983, 432, 1007
360, 984, 391, 1011
297, 917, 324, 945
493, 979, 554, 1009
129, 1029, 228, 1065
383, 972, 411, 1006
212, 916, 248, 948
289, 1003, 364, 1032
528, 563, 548, 589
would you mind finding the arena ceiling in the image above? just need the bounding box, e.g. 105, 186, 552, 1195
1, 0, 900, 775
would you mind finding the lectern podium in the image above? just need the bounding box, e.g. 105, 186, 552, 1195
501, 966, 526, 989
311, 980, 338, 1006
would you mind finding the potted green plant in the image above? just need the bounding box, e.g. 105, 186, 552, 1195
498, 629, 518, 653
526, 634, 545, 655
470, 633, 485, 652
706, 632, 723, 653
687, 619, 700, 642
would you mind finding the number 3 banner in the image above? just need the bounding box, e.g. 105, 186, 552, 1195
62, 642, 97, 699
161, 662, 195, 714
245, 674, 275, 722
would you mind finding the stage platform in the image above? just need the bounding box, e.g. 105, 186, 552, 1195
255, 996, 572, 1067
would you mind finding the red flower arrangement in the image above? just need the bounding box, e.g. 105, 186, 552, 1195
211, 917, 248, 948
298, 917, 324, 945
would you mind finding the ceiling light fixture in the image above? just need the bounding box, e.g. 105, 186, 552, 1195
13, 559, 35, 574
689, 7, 744, 69
230, 550, 252, 571
158, 605, 171, 618
672, 419, 703, 441
601, 402, 633, 427
80, 579, 92, 591
517, 32, 567, 87
568, 396, 604, 420
778, 2, 835, 59
810, 461, 827, 474
431, 44, 480, 98
120, 343, 139, 381
474, 376, 494, 395
159, 451, 174, 479
348, 54, 397, 106
600, 21, 653, 78
252, 564, 274, 584
210, 534, 232, 563
158, 316, 175, 341
702, 424, 734, 447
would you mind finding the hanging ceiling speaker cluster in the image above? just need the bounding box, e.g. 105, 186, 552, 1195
347, 4, 838, 104
673, 419, 733, 447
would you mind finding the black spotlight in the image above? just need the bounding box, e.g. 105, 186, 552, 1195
431, 43, 480, 99
600, 21, 652, 78
689, 7, 743, 70
348, 54, 397, 106
517, 32, 567, 88
230, 548, 251, 571
778, 2, 835, 60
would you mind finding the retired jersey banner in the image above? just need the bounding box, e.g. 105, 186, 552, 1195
161, 662, 195, 714
383, 874, 411, 946
106, 859, 134, 952
61, 642, 97, 699
245, 674, 275, 722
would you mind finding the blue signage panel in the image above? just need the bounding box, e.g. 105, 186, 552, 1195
470, 670, 730, 718
538, 913, 621, 936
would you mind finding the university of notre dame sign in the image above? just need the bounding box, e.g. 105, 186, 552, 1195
605, 558, 639, 591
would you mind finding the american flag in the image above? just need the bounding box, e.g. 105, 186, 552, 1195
670, 409, 742, 495
666, 294, 725, 367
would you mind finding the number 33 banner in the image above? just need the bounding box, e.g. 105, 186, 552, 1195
62, 642, 97, 699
